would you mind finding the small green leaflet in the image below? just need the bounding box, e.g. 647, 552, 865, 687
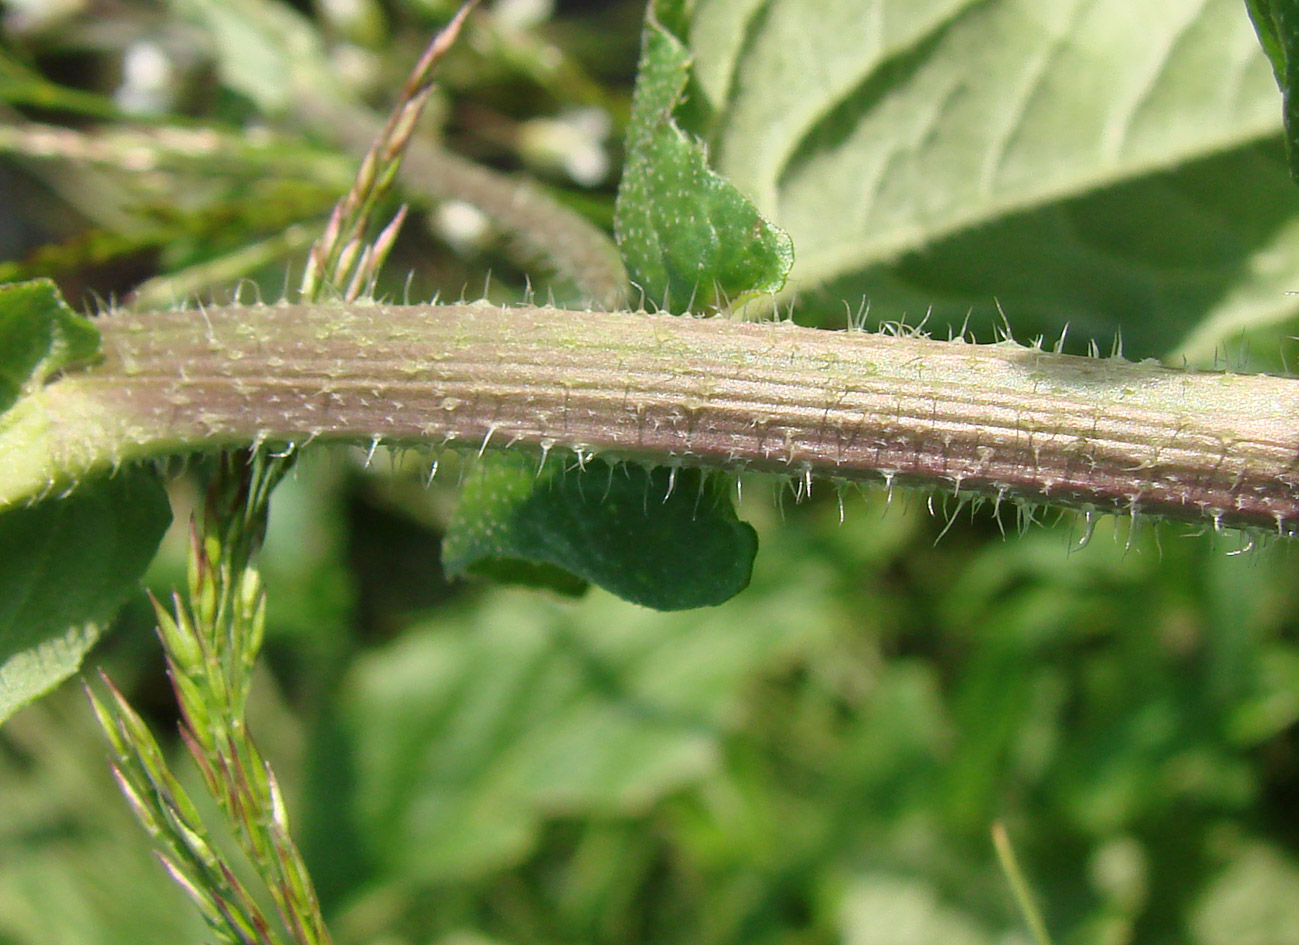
443, 455, 757, 611
0, 278, 100, 413
1245, 0, 1299, 181
613, 0, 793, 313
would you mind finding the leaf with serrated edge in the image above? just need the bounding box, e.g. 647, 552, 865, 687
614, 0, 792, 313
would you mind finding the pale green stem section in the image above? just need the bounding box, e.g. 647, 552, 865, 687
6, 302, 1299, 531
992, 821, 1053, 945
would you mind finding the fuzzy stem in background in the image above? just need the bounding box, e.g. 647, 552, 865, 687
11, 302, 1299, 534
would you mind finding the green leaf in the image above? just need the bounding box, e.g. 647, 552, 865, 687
443, 455, 757, 611
614, 0, 793, 312
0, 279, 100, 414
699, 0, 1279, 289
0, 470, 172, 725
809, 140, 1299, 361
690, 0, 1294, 359
1244, 0, 1299, 181
341, 571, 824, 882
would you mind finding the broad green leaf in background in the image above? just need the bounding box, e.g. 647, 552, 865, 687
690, 0, 1299, 361
0, 279, 99, 414
338, 562, 828, 884
443, 455, 757, 611
614, 0, 793, 312
812, 143, 1299, 362
698, 0, 1277, 280
0, 471, 172, 725
1245, 0, 1299, 180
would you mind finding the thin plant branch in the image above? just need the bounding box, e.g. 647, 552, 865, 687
992, 821, 1054, 945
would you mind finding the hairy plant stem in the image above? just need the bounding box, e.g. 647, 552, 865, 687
10, 302, 1299, 532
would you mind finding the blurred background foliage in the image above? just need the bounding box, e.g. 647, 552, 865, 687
4, 1, 1299, 945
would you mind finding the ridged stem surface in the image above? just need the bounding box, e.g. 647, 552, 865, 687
8, 302, 1299, 531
